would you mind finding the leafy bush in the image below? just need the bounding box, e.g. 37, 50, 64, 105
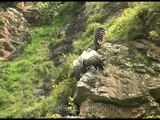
35, 2, 64, 25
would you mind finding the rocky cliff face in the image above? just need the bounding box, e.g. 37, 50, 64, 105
74, 40, 160, 118
72, 4, 160, 118
0, 2, 159, 118
0, 2, 45, 61
0, 5, 30, 61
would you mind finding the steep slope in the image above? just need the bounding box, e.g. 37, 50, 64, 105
0, 2, 80, 118
73, 2, 160, 118
0, 2, 160, 118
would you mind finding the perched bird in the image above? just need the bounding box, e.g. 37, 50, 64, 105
93, 27, 106, 50
72, 48, 104, 80
72, 57, 87, 81
81, 48, 104, 70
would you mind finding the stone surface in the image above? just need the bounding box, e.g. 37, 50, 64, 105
74, 41, 160, 118
0, 7, 30, 60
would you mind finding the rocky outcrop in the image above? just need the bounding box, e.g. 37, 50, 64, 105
0, 2, 48, 61
74, 40, 160, 118
0, 7, 30, 61
71, 4, 160, 118
16, 2, 45, 27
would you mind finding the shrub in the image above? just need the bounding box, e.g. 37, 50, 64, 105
35, 2, 64, 25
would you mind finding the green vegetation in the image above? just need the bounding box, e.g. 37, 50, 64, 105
35, 2, 64, 25
145, 115, 160, 118
15, 78, 76, 118
106, 2, 160, 41
106, 3, 145, 41
67, 96, 78, 115
0, 23, 55, 118
0, 1, 160, 118
73, 2, 108, 54
149, 30, 159, 41
0, 2, 79, 118
133, 52, 148, 64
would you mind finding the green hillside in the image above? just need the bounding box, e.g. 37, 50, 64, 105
0, 2, 160, 118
